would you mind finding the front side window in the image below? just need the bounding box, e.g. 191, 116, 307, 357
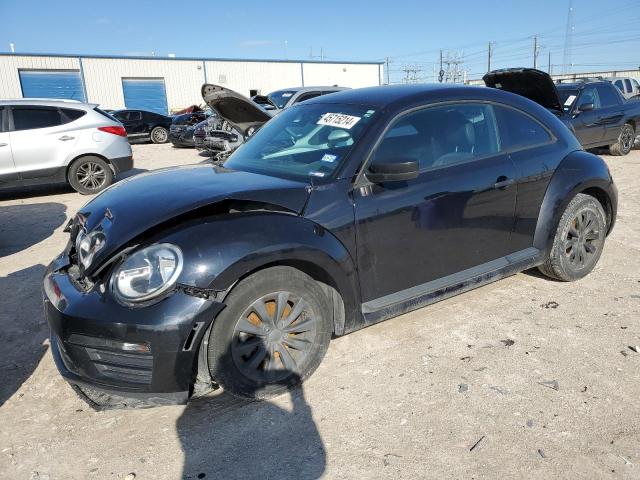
371, 103, 499, 171
12, 107, 62, 131
225, 103, 377, 181
577, 87, 600, 110
495, 106, 552, 151
614, 80, 624, 92
624, 79, 633, 93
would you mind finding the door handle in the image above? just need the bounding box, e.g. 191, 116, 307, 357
0, 143, 7, 147
494, 176, 514, 189
59, 135, 75, 141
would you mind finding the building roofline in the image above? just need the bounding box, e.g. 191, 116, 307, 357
0, 51, 384, 66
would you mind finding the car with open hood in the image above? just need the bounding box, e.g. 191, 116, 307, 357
44, 83, 617, 406
484, 68, 640, 155
200, 84, 348, 158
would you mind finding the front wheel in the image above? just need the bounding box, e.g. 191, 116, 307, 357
206, 267, 332, 399
538, 193, 607, 281
150, 126, 168, 144
68, 156, 113, 195
609, 123, 635, 156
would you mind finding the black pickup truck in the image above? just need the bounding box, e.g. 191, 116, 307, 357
484, 68, 640, 156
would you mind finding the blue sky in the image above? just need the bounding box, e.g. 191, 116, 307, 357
1, 0, 638, 82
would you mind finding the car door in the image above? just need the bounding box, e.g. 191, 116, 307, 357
596, 84, 625, 143
571, 86, 604, 146
124, 111, 145, 135
0, 107, 18, 183
9, 105, 80, 179
353, 102, 517, 304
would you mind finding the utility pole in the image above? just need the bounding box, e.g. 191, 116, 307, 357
487, 42, 493, 72
320, 48, 324, 61
533, 35, 538, 69
385, 57, 390, 85
402, 65, 422, 84
563, 0, 575, 73
438, 50, 444, 83
548, 51, 552, 74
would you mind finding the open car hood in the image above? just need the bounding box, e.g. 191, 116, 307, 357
202, 84, 273, 136
483, 68, 563, 112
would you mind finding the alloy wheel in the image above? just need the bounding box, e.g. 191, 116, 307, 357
76, 161, 107, 191
152, 128, 168, 143
621, 125, 634, 152
563, 209, 601, 269
231, 291, 318, 382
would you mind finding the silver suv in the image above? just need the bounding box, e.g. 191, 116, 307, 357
0, 99, 133, 194
606, 77, 640, 100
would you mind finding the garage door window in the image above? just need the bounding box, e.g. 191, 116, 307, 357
19, 70, 86, 102
122, 78, 168, 115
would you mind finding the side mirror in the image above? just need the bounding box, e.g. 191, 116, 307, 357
577, 102, 594, 112
366, 158, 419, 184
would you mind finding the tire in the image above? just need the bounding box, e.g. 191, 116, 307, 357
150, 126, 169, 144
206, 266, 332, 399
68, 156, 113, 195
538, 193, 607, 282
609, 123, 635, 156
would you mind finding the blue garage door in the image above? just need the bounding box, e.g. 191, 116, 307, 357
19, 70, 86, 102
122, 78, 168, 115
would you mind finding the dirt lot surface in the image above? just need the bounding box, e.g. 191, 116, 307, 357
1, 144, 639, 480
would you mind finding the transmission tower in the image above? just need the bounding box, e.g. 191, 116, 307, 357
562, 0, 574, 74
442, 52, 465, 83
402, 65, 422, 83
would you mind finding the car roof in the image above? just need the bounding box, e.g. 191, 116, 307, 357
0, 98, 97, 109
556, 80, 610, 89
305, 83, 474, 108
271, 86, 348, 94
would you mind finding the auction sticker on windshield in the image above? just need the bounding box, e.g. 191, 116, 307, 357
317, 113, 361, 129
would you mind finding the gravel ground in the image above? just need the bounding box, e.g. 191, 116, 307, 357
1, 143, 639, 480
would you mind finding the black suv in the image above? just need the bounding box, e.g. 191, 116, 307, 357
109, 110, 173, 144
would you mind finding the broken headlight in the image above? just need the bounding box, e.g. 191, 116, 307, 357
112, 243, 183, 304
76, 230, 106, 270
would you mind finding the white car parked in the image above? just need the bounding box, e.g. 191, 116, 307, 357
0, 99, 133, 194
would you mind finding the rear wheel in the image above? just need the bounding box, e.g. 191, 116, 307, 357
538, 193, 607, 281
68, 156, 113, 195
609, 123, 635, 156
207, 267, 332, 399
150, 126, 168, 144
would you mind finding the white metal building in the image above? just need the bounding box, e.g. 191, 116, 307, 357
0, 53, 384, 114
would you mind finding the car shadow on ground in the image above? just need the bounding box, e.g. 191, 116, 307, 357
177, 373, 326, 479
0, 264, 49, 406
0, 202, 67, 257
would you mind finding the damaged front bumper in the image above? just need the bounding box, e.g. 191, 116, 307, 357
43, 254, 223, 406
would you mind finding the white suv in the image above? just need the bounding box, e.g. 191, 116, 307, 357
0, 99, 133, 194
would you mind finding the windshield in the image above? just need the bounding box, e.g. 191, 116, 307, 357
267, 90, 297, 109
557, 87, 579, 111
224, 103, 377, 182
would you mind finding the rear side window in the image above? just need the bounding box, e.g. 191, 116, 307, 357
12, 107, 62, 131
596, 85, 620, 108
373, 103, 500, 171
61, 108, 86, 122
495, 106, 552, 151
128, 111, 142, 121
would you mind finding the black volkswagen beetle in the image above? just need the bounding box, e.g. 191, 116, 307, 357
43, 84, 617, 406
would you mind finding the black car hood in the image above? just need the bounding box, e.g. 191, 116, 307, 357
202, 84, 273, 136
77, 164, 310, 275
483, 68, 563, 112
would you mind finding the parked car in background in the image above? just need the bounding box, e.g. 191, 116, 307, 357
168, 111, 209, 148
201, 84, 347, 159
109, 109, 173, 144
254, 86, 348, 111
44, 84, 616, 406
0, 99, 132, 194
606, 77, 640, 100
484, 68, 640, 155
